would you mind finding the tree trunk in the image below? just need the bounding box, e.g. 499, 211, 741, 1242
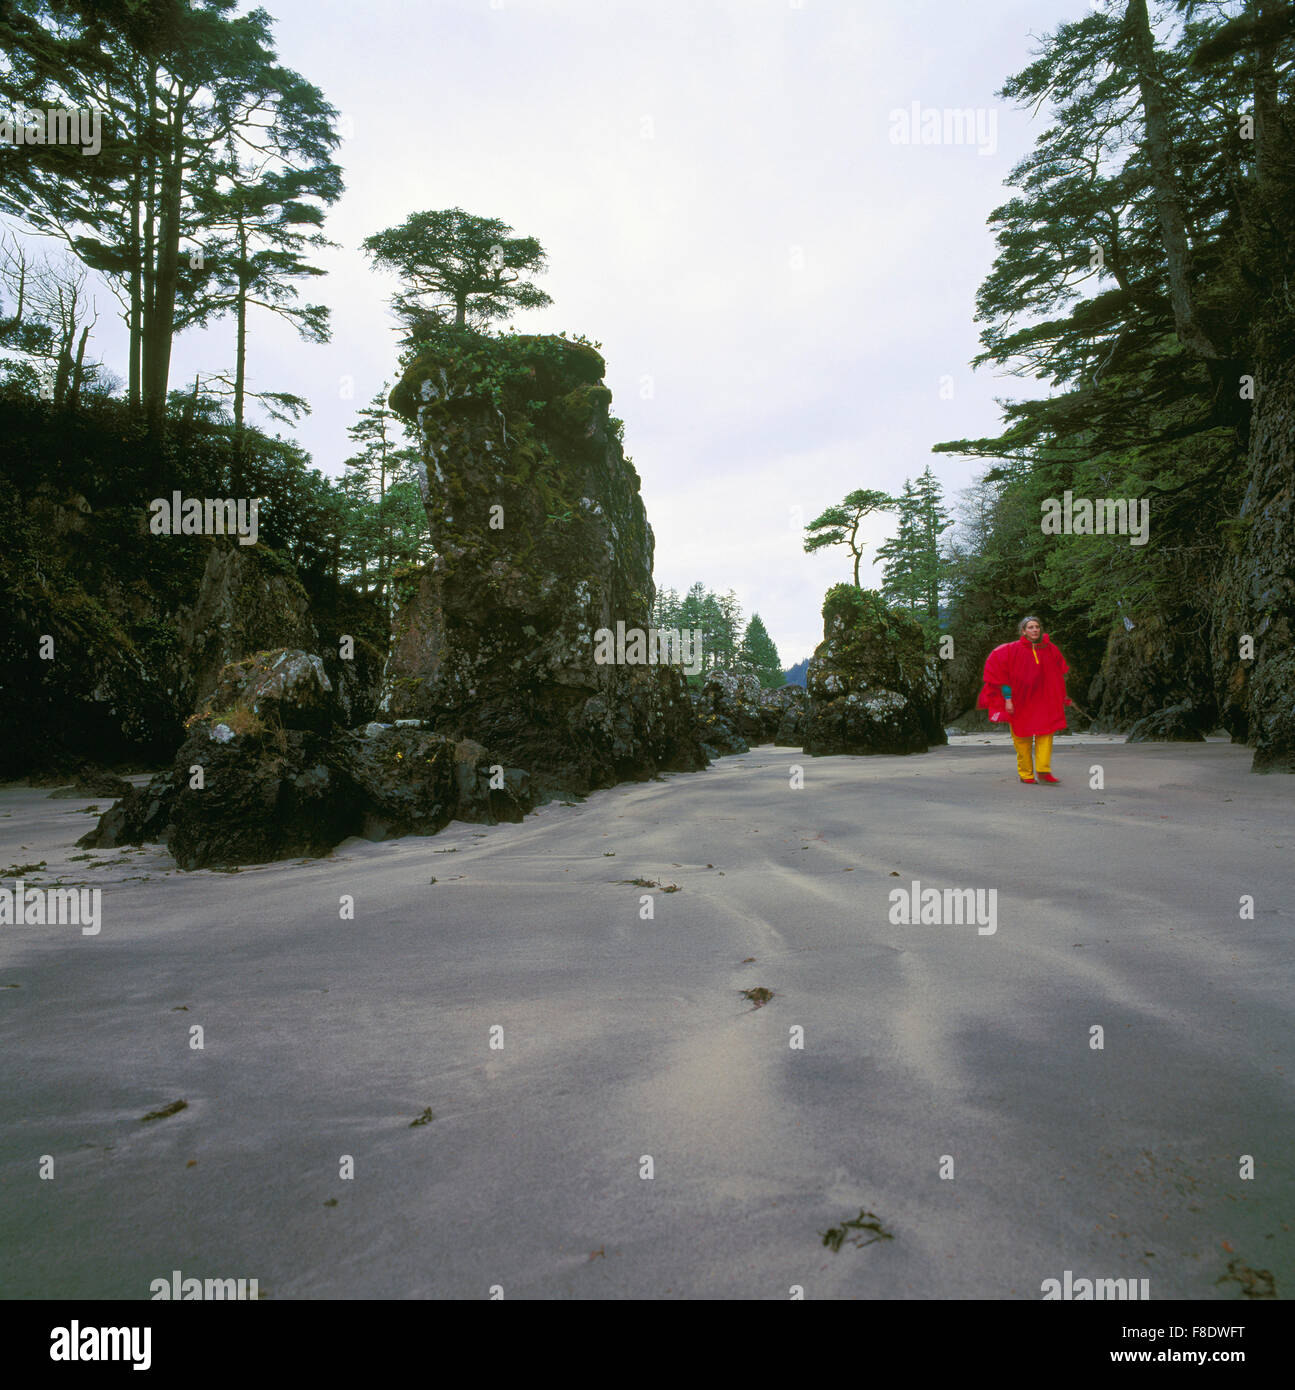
142, 85, 187, 429
1124, 0, 1222, 361
141, 64, 157, 418
68, 325, 90, 409
233, 221, 249, 494
53, 340, 73, 409
1252, 0, 1283, 188
127, 73, 145, 412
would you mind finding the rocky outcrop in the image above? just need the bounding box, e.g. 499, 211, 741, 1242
330, 726, 531, 839
682, 673, 806, 752
803, 586, 944, 756
1125, 702, 1209, 743
690, 670, 764, 755
761, 684, 807, 745
48, 768, 134, 799
81, 648, 534, 869
175, 540, 385, 732
196, 649, 338, 734
0, 484, 177, 777
93, 724, 356, 870
1210, 350, 1295, 772
172, 541, 316, 709
1086, 611, 1216, 734
0, 471, 385, 780
384, 331, 706, 793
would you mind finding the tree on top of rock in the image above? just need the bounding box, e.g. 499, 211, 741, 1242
361, 207, 553, 338
803, 489, 895, 587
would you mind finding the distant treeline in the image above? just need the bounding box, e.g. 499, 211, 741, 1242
652, 583, 783, 688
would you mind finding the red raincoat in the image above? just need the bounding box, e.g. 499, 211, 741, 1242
977, 634, 1070, 736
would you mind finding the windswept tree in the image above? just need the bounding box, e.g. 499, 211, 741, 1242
803, 488, 895, 586
361, 208, 552, 338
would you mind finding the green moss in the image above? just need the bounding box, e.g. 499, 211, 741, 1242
822, 583, 892, 632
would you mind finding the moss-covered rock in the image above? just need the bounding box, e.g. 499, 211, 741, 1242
386, 329, 705, 793
803, 585, 944, 756
1125, 701, 1209, 743
762, 684, 807, 745
1210, 349, 1295, 772
690, 670, 766, 754
1087, 610, 1217, 734
190, 648, 338, 734
80, 695, 536, 869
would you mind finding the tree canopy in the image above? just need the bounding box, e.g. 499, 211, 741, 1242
803, 488, 895, 586
361, 207, 552, 338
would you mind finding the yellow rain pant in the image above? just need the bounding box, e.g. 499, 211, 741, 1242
1013, 732, 1052, 779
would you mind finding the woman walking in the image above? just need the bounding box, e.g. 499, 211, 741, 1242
978, 617, 1072, 784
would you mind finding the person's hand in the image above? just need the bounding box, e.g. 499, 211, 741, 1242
1004, 698, 1014, 714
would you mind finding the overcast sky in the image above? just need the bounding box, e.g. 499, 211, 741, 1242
116, 0, 1091, 663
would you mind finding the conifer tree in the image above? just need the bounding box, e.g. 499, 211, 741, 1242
803, 489, 894, 586
340, 387, 427, 612
738, 614, 783, 688
362, 207, 551, 338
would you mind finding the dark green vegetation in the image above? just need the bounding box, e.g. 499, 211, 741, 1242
0, 2, 392, 777
876, 467, 950, 641
802, 472, 950, 682
363, 207, 552, 336
0, 0, 342, 434
819, 1208, 894, 1253
937, 1, 1295, 770
802, 585, 945, 756
0, 384, 388, 777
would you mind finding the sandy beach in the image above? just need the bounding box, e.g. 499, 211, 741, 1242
1, 737, 1290, 1300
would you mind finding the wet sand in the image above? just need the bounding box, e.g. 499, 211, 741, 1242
1, 738, 1290, 1299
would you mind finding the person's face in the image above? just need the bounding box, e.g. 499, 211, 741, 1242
1023, 620, 1042, 643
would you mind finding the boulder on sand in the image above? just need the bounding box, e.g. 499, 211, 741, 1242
79, 651, 534, 869
690, 670, 763, 756
761, 684, 807, 745
802, 585, 944, 756
1126, 701, 1209, 743
196, 648, 338, 734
